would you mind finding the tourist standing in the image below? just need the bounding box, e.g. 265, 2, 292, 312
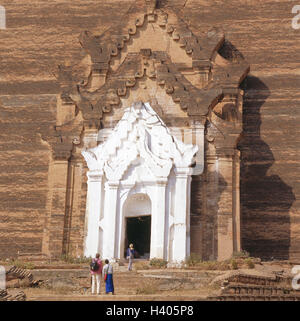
126, 243, 136, 271
90, 253, 103, 295
102, 259, 114, 295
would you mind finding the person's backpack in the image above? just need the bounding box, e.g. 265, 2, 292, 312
90, 259, 99, 272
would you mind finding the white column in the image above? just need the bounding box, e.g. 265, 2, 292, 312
150, 179, 167, 260
173, 167, 193, 263
117, 185, 133, 260
102, 180, 119, 261
233, 150, 241, 253
186, 174, 192, 258
84, 170, 103, 258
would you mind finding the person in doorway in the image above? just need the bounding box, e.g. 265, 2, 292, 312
90, 253, 103, 295
102, 259, 114, 295
126, 243, 136, 271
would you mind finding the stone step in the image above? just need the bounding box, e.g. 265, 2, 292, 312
32, 264, 89, 270
29, 270, 161, 291
137, 270, 218, 279
28, 294, 207, 301
0, 289, 7, 298
26, 268, 216, 296
0, 290, 26, 301
223, 283, 300, 296
208, 294, 300, 301
226, 273, 291, 287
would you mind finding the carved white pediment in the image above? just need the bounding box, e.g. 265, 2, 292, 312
82, 102, 198, 181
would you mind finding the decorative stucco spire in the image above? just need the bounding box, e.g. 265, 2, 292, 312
82, 102, 198, 181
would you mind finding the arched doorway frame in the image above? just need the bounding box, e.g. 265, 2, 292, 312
120, 192, 152, 259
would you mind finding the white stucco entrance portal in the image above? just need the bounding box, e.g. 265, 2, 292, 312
82, 102, 198, 263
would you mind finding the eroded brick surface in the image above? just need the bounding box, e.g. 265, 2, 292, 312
0, 0, 298, 261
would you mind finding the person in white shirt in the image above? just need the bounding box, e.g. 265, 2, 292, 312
102, 259, 114, 295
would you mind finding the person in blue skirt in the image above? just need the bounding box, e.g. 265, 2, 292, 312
102, 259, 114, 295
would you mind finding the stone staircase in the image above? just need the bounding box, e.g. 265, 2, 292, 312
6, 266, 34, 283
27, 267, 218, 301
28, 294, 206, 301
26, 266, 221, 299
6, 261, 299, 301
208, 273, 300, 301
6, 266, 42, 288
0, 289, 26, 301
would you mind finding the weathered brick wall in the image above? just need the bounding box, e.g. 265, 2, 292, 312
0, 95, 56, 257
0, 0, 299, 260
183, 0, 300, 260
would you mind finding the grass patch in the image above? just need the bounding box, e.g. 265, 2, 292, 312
184, 254, 259, 271
60, 255, 91, 265
185, 253, 202, 266
232, 250, 250, 258
197, 261, 231, 271
3, 260, 36, 270
245, 258, 255, 269
231, 259, 238, 270
185, 256, 231, 270
149, 258, 168, 268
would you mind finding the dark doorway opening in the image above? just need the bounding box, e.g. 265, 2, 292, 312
125, 216, 151, 259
